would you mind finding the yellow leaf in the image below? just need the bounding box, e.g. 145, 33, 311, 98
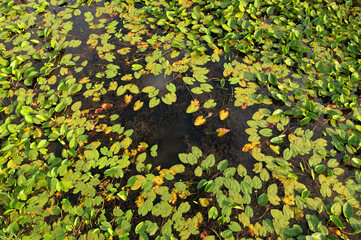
282, 195, 295, 206
242, 141, 260, 152
137, 142, 148, 152
169, 191, 177, 204
194, 115, 206, 126
101, 103, 113, 110
136, 195, 145, 207
133, 100, 144, 111
79, 77, 90, 84
121, 74, 133, 81
124, 94, 132, 104
131, 175, 146, 191
191, 99, 200, 106
216, 128, 230, 137
117, 47, 131, 55
223, 69, 232, 77
104, 127, 112, 134
152, 176, 164, 186
199, 198, 210, 207
219, 109, 229, 120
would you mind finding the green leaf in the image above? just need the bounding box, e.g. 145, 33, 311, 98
200, 83, 213, 92
217, 159, 228, 172
270, 136, 283, 144
330, 215, 344, 229
132, 64, 143, 71
314, 164, 326, 174
257, 193, 268, 206
343, 202, 354, 219
203, 99, 216, 108
259, 128, 272, 137
301, 190, 310, 199
166, 83, 176, 93
300, 117, 311, 126
229, 221, 242, 232
220, 230, 233, 239
149, 97, 160, 108
208, 206, 218, 219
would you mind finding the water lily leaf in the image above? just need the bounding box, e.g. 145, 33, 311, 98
150, 145, 158, 157
200, 83, 213, 92
216, 128, 230, 137
217, 159, 228, 171
257, 193, 268, 206
194, 166, 202, 177
132, 64, 143, 71
121, 74, 133, 81
201, 154, 215, 169
203, 99, 216, 108
142, 86, 156, 93
208, 206, 218, 219
162, 92, 177, 105
191, 87, 203, 94
259, 128, 272, 137
199, 198, 210, 207
117, 47, 131, 55
124, 95, 132, 104
270, 136, 283, 144
182, 77, 195, 85
194, 115, 206, 126
229, 221, 242, 232
219, 109, 229, 120
166, 83, 176, 93
149, 97, 160, 108
220, 230, 233, 239
186, 100, 200, 113
133, 100, 144, 111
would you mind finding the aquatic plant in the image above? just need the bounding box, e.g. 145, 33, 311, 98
0, 0, 361, 239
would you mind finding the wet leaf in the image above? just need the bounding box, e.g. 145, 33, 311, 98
133, 100, 144, 111
330, 215, 344, 229
258, 193, 268, 206
219, 109, 229, 120
194, 116, 206, 126
216, 128, 230, 137
343, 202, 354, 219
124, 94, 133, 104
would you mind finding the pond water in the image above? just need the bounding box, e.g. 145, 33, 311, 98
1, 0, 361, 239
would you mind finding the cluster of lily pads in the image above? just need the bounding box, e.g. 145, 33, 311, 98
0, 0, 361, 239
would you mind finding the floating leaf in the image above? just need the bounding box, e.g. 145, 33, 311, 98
343, 202, 354, 219
132, 64, 143, 71
216, 128, 230, 137
203, 99, 216, 108
124, 94, 132, 104
208, 206, 218, 219
194, 116, 206, 126
186, 100, 200, 113
133, 100, 144, 111
257, 193, 268, 206
330, 215, 344, 229
219, 109, 229, 120
314, 164, 326, 174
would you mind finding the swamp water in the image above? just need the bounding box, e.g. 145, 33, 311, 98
0, 1, 361, 239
